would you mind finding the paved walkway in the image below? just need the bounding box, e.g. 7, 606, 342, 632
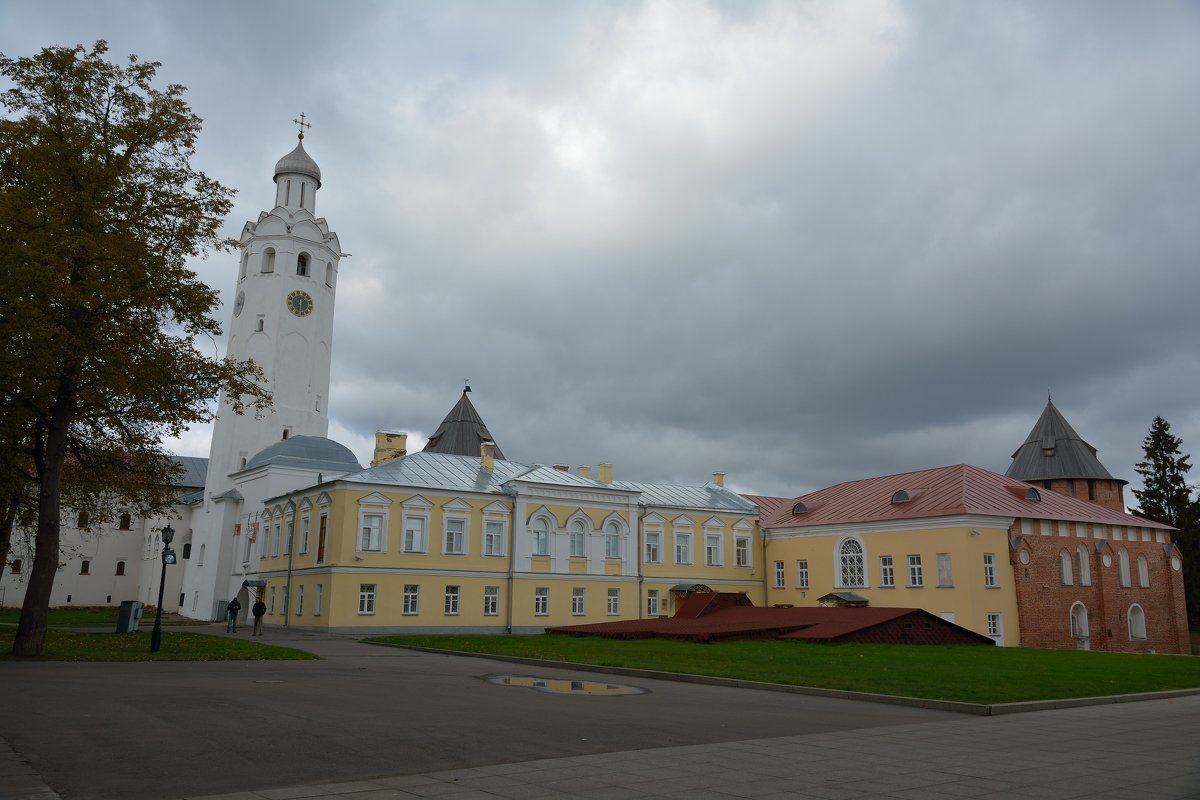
4, 627, 1199, 799
184, 694, 1200, 800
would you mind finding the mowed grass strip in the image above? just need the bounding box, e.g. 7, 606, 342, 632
368, 634, 1200, 704
0, 629, 318, 662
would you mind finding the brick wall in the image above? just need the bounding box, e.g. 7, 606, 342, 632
1010, 521, 1187, 654
1039, 478, 1126, 514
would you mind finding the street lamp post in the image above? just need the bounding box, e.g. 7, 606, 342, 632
150, 524, 177, 654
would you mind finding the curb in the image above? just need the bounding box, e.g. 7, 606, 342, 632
372, 642, 1200, 716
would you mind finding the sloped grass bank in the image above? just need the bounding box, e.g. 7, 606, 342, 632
369, 634, 1199, 704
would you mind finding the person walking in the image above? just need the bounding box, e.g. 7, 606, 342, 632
252, 596, 267, 636
226, 597, 242, 633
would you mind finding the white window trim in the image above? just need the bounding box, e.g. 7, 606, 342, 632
442, 502, 470, 555
835, 535, 867, 589
607, 588, 620, 616
572, 588, 586, 616
674, 530, 693, 565
906, 554, 923, 588
796, 559, 809, 590
644, 527, 663, 564
879, 555, 895, 588
774, 560, 786, 589
358, 583, 376, 615
734, 535, 751, 568
983, 553, 998, 588
483, 586, 499, 616
402, 584, 419, 616
483, 518, 508, 557
530, 515, 552, 557
356, 495, 391, 553
704, 527, 724, 567
534, 587, 549, 616
401, 504, 430, 553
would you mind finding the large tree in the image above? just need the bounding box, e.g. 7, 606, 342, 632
0, 42, 269, 656
1132, 416, 1199, 624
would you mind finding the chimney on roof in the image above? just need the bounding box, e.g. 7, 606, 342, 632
481, 441, 495, 472
371, 431, 408, 467
577, 465, 591, 479
598, 463, 613, 483
553, 464, 569, 472
712, 472, 725, 488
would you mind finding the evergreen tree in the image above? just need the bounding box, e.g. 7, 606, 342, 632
1132, 416, 1199, 624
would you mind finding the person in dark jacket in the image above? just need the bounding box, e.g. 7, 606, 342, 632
226, 597, 242, 633
252, 596, 267, 636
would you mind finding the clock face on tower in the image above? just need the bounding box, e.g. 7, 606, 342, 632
233, 290, 245, 317
286, 290, 314, 317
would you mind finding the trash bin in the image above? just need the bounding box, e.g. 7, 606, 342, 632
116, 600, 143, 633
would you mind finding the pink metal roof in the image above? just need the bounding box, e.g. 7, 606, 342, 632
741, 494, 792, 521
763, 463, 1170, 531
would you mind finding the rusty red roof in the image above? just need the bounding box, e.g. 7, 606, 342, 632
547, 599, 992, 644
741, 493, 792, 521
763, 463, 1170, 531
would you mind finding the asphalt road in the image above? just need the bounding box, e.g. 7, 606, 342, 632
1, 628, 959, 800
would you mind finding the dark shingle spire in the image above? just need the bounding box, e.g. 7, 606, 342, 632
420, 388, 506, 460
1005, 399, 1119, 482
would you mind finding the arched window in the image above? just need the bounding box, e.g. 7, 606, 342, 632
239, 252, 248, 280
839, 538, 865, 587
182, 542, 192, 559
198, 543, 205, 566
1137, 555, 1149, 588
297, 253, 309, 277
1118, 548, 1131, 588
1076, 545, 1090, 586
605, 521, 621, 559
115, 561, 126, 576
119, 513, 132, 530
1059, 550, 1073, 585
80, 560, 90, 575
569, 519, 586, 558
1128, 604, 1147, 640
300, 182, 307, 209
325, 262, 334, 288
77, 511, 89, 527
531, 517, 549, 556
262, 247, 276, 273
1069, 602, 1088, 639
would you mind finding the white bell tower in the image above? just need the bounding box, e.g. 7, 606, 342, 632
181, 118, 345, 619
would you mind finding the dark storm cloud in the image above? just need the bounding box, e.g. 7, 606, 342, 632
4, 1, 1198, 500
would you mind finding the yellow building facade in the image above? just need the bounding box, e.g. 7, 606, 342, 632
251, 451, 762, 633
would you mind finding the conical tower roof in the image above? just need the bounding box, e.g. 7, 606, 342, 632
1005, 399, 1123, 483
420, 388, 506, 459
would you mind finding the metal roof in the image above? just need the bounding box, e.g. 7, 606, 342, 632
245, 436, 362, 473
1005, 399, 1122, 483
343, 451, 526, 494
340, 452, 756, 514
420, 390, 506, 460
741, 494, 791, 519
612, 481, 758, 512
764, 463, 1170, 530
171, 456, 208, 489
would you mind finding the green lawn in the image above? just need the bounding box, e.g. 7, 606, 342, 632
0, 628, 318, 661
368, 634, 1200, 705
0, 606, 124, 626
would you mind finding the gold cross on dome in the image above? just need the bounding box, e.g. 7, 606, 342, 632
293, 112, 312, 140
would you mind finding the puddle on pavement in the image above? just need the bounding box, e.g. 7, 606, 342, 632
487, 675, 646, 696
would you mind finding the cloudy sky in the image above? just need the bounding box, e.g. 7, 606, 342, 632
3, 1, 1199, 500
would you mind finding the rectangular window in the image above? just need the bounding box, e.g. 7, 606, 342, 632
907, 555, 923, 587
358, 583, 376, 614
532, 523, 549, 556
403, 516, 426, 553
572, 588, 586, 615
534, 587, 549, 616
316, 515, 327, 563
402, 584, 419, 615
269, 587, 275, 613
646, 589, 660, 617
284, 520, 294, 556
796, 560, 809, 589
735, 536, 750, 567
674, 533, 692, 564
987, 612, 1003, 645
645, 531, 661, 563
607, 588, 620, 616
774, 560, 786, 589
296, 585, 304, 616
299, 517, 310, 554
444, 518, 466, 554
282, 586, 290, 616
273, 523, 281, 557
880, 555, 895, 588
705, 534, 721, 566
983, 553, 997, 588
315, 583, 323, 616
484, 521, 505, 556
483, 586, 499, 616
360, 514, 382, 552
444, 585, 460, 615
936, 553, 953, 587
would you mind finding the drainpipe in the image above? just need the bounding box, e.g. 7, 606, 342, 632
506, 496, 516, 634
637, 505, 646, 619
284, 514, 295, 628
